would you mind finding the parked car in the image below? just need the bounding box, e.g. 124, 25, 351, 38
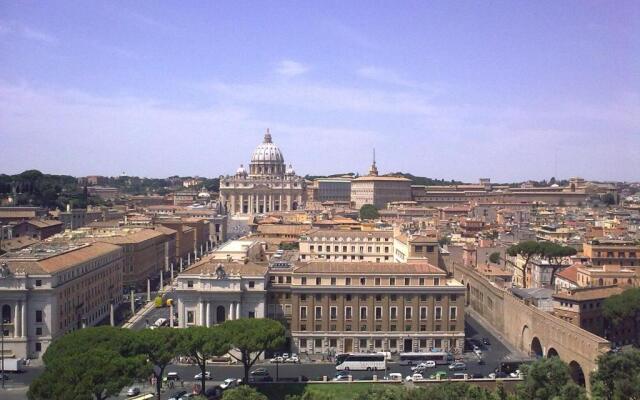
166, 372, 181, 381
482, 337, 491, 346
333, 372, 350, 381
250, 368, 270, 376
509, 369, 522, 378
194, 371, 212, 380
282, 353, 289, 359
126, 387, 141, 396
489, 371, 509, 379
471, 373, 484, 379
167, 391, 187, 400
220, 378, 240, 390
405, 373, 424, 382
385, 373, 403, 381
449, 362, 467, 370
451, 373, 466, 380
270, 356, 284, 363
285, 355, 300, 363
411, 360, 436, 371
429, 371, 448, 380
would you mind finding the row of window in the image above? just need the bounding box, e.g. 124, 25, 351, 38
304, 236, 391, 242
299, 337, 455, 350
298, 323, 458, 332
299, 276, 442, 286
298, 293, 456, 302
308, 245, 391, 253
299, 305, 457, 321
595, 251, 637, 258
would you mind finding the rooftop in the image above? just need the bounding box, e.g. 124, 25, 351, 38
553, 286, 624, 301
293, 261, 446, 275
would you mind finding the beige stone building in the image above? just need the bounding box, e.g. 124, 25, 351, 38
269, 262, 465, 355
0, 242, 123, 359
220, 131, 306, 215
299, 229, 395, 262
350, 157, 412, 209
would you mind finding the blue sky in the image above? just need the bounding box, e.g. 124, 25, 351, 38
1, 1, 638, 182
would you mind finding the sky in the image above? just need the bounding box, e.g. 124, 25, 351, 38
0, 1, 638, 182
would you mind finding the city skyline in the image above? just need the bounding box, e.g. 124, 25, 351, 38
1, 1, 639, 181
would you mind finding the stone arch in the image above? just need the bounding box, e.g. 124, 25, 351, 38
521, 325, 532, 353
547, 347, 559, 358
568, 360, 586, 386
531, 337, 543, 358
292, 201, 298, 210
216, 305, 226, 323
1, 304, 11, 323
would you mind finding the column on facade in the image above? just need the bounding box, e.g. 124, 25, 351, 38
206, 302, 211, 327
21, 300, 26, 338
262, 195, 266, 213
287, 195, 292, 211
14, 302, 20, 337
235, 302, 241, 319
269, 195, 274, 213
178, 299, 185, 328
199, 301, 205, 326
229, 303, 235, 320
279, 194, 282, 211
239, 194, 244, 214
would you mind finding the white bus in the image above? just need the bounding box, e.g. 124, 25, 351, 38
335, 353, 386, 371
399, 351, 453, 366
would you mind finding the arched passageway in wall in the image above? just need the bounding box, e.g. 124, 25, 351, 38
569, 360, 586, 387
547, 347, 559, 358
531, 337, 543, 358
216, 306, 226, 323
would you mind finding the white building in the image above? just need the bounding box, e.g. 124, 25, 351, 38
173, 259, 268, 328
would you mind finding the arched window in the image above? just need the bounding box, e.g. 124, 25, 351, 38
1, 304, 11, 324
598, 278, 604, 286
216, 306, 226, 324
613, 278, 618, 284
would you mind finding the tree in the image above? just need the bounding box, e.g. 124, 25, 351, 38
28, 327, 147, 400
517, 357, 587, 400
222, 386, 268, 400
591, 349, 640, 400
359, 204, 379, 220
602, 288, 640, 346
489, 252, 501, 264
538, 242, 577, 288
136, 328, 181, 400
221, 318, 286, 384
506, 241, 542, 288
178, 326, 230, 394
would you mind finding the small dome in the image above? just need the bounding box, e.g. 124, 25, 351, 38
236, 164, 247, 175
198, 186, 211, 198
285, 164, 295, 175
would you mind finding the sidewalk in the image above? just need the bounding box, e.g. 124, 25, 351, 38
122, 283, 174, 329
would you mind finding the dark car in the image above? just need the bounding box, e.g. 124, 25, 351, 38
494, 371, 508, 378
471, 373, 484, 379
482, 338, 491, 346
250, 368, 270, 376
167, 391, 187, 400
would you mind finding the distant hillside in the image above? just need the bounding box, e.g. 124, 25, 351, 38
387, 172, 463, 186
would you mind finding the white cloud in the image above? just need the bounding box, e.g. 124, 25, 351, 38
274, 60, 309, 77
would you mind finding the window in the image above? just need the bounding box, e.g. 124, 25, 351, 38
330, 306, 337, 320
450, 306, 457, 320
359, 339, 368, 349
375, 306, 382, 320
36, 327, 42, 335
35, 310, 43, 323
375, 277, 381, 286
331, 277, 336, 285
248, 281, 255, 288
35, 280, 42, 287
300, 306, 308, 320
346, 277, 352, 286
434, 277, 440, 286
187, 280, 194, 288
405, 307, 412, 319
435, 306, 442, 320
345, 306, 353, 320
315, 324, 322, 331
360, 277, 366, 285
330, 293, 337, 301
420, 294, 427, 302
300, 294, 307, 301
420, 306, 427, 320
390, 277, 396, 285
330, 338, 337, 347
315, 293, 321, 301
187, 311, 194, 324
451, 294, 457, 302
346, 294, 352, 301
435, 294, 442, 302
420, 324, 426, 331
419, 339, 427, 348
390, 306, 398, 320
375, 324, 382, 331
390, 339, 397, 348
360, 294, 366, 301
35, 342, 42, 352
300, 338, 307, 348
390, 294, 397, 301
360, 306, 367, 319
315, 338, 322, 348
300, 324, 307, 331
315, 306, 322, 319
316, 277, 321, 285
419, 278, 425, 285
345, 324, 352, 331
248, 311, 255, 318
301, 277, 307, 285
375, 294, 382, 302
405, 277, 410, 286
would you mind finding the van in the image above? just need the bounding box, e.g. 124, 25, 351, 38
152, 318, 168, 328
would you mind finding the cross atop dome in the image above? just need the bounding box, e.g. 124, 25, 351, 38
368, 148, 379, 176
264, 128, 272, 143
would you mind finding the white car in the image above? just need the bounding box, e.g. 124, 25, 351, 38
126, 387, 141, 396
510, 369, 522, 378
405, 373, 424, 382
270, 356, 284, 363
385, 373, 403, 381
411, 361, 436, 371
220, 378, 240, 390
194, 371, 212, 380
285, 355, 299, 363
282, 353, 289, 359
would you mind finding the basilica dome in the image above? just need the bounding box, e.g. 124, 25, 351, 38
251, 131, 284, 163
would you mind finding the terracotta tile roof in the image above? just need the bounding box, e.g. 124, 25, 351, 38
257, 224, 311, 235
182, 259, 267, 276
154, 225, 177, 236
0, 211, 37, 219
553, 286, 624, 301
556, 264, 579, 284
293, 261, 445, 275
0, 237, 40, 252
353, 176, 411, 182
95, 229, 166, 244
304, 229, 393, 238
25, 219, 63, 229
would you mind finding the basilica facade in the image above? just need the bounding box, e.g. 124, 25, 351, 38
219, 131, 306, 215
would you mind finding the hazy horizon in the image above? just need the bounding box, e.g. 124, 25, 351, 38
1, 1, 638, 182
